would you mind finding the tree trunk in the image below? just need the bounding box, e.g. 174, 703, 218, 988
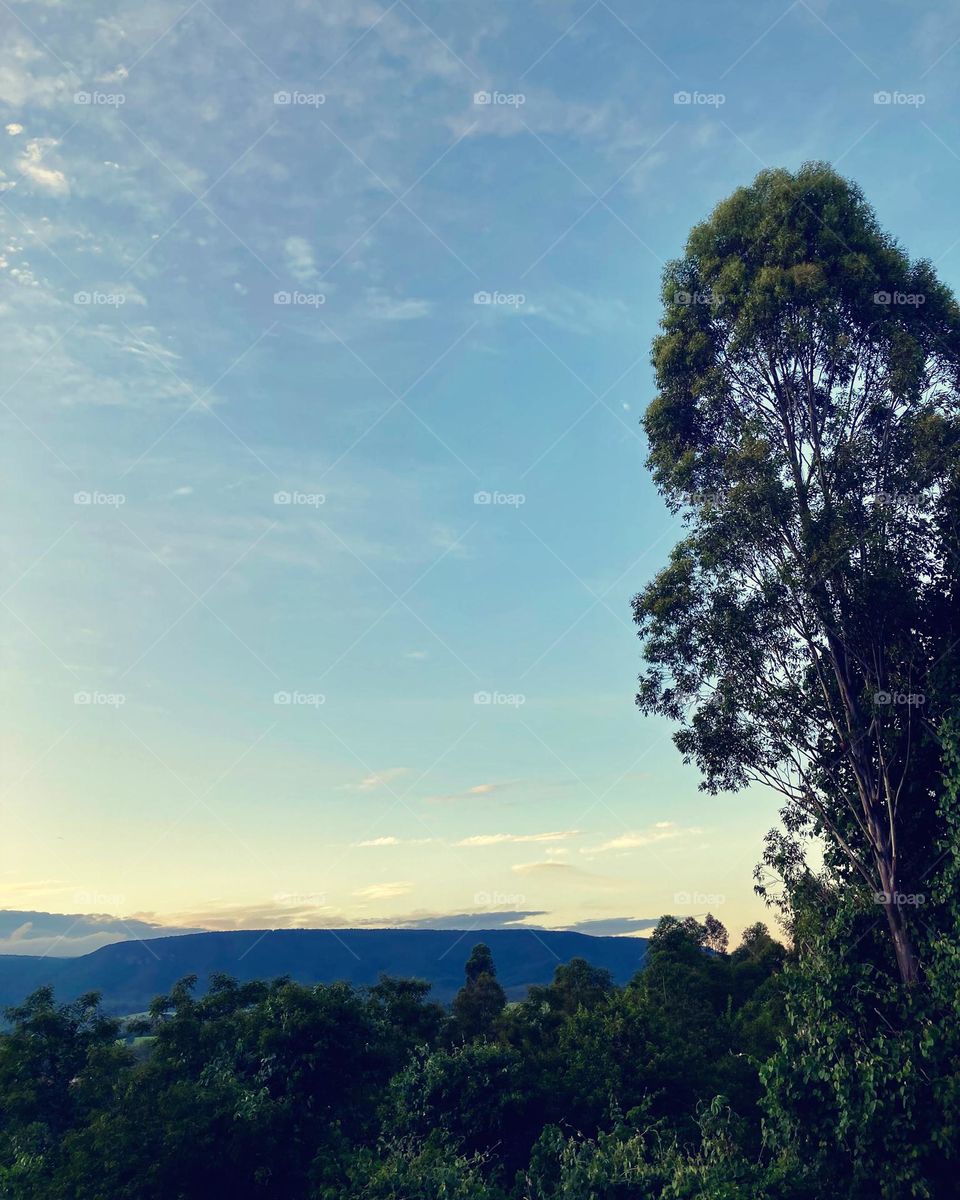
877, 860, 920, 985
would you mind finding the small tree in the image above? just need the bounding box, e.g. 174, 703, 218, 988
634, 162, 960, 985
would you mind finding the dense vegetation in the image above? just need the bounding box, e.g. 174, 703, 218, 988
3, 163, 958, 1197
0, 918, 797, 1199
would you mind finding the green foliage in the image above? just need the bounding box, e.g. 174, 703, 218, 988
0, 930, 789, 1199
635, 161, 960, 985
452, 943, 507, 1041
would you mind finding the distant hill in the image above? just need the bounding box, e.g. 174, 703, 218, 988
0, 928, 648, 1014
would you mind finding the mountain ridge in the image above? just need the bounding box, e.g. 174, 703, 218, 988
0, 927, 649, 1014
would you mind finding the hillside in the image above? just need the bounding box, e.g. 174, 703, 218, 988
0, 928, 648, 1014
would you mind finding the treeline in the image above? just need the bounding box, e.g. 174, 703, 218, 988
0, 916, 795, 1199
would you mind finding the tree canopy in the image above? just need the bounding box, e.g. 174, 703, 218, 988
634, 161, 960, 984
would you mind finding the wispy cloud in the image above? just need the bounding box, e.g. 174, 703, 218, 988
15, 137, 69, 195
283, 235, 319, 284
354, 835, 434, 847
353, 881, 415, 901
424, 782, 513, 804
584, 822, 698, 855
456, 830, 581, 847
511, 861, 581, 876
348, 768, 409, 792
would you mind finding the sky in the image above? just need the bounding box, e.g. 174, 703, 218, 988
2, 0, 959, 957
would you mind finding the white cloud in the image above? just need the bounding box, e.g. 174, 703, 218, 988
17, 137, 69, 195
584, 822, 689, 854
283, 235, 319, 283
364, 287, 433, 320
456, 830, 581, 847
351, 767, 408, 791
353, 881, 414, 901
354, 835, 433, 847
5, 123, 23, 136
511, 861, 580, 875
424, 782, 512, 804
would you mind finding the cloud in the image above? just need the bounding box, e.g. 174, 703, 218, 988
0, 910, 204, 957
584, 822, 689, 854
5, 123, 23, 136
511, 861, 581, 876
424, 782, 512, 804
562, 916, 659, 936
16, 138, 69, 195
350, 768, 408, 792
354, 836, 434, 847
283, 236, 319, 284
364, 287, 433, 320
381, 909, 546, 930
353, 881, 414, 901
456, 830, 581, 847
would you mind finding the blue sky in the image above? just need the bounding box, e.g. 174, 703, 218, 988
2, 0, 959, 954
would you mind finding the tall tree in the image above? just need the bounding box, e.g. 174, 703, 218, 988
634, 162, 960, 985
452, 944, 507, 1039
